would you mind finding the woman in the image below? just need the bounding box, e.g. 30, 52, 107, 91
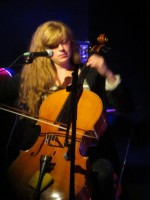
0, 21, 133, 200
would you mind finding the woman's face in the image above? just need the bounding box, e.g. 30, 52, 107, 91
50, 39, 72, 66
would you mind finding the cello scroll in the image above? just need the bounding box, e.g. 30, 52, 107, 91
90, 33, 110, 54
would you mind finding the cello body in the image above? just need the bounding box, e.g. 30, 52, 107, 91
6, 89, 106, 200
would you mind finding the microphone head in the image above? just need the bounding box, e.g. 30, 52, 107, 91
23, 49, 53, 57
46, 49, 53, 57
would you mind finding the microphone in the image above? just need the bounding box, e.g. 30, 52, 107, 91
23, 49, 53, 58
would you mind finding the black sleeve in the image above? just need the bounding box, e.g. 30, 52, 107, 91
106, 82, 134, 113
16, 117, 41, 151
86, 69, 134, 113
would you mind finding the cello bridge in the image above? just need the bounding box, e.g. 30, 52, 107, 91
45, 134, 63, 148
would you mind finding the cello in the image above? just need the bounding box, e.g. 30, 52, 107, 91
6, 34, 108, 200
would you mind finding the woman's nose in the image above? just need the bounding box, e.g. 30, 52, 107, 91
58, 44, 64, 50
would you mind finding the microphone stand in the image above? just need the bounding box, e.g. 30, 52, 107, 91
65, 63, 90, 200
66, 65, 79, 200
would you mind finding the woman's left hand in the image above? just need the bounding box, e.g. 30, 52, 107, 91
86, 54, 117, 84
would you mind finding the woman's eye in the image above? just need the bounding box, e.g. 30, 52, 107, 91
62, 40, 68, 44
47, 45, 58, 49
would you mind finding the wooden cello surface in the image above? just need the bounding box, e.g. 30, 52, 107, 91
6, 89, 105, 200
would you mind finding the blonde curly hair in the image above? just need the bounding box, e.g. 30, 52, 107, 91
18, 21, 81, 116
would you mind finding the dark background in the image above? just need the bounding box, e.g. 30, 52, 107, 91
0, 1, 150, 200
0, 1, 149, 120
